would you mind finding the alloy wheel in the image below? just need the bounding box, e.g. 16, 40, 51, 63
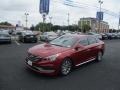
61, 59, 72, 75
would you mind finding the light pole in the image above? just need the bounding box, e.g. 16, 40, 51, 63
98, 0, 103, 33
42, 14, 47, 32
25, 13, 29, 29
67, 13, 70, 30
99, 0, 103, 13
49, 16, 52, 31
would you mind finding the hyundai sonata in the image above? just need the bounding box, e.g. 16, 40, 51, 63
26, 35, 105, 76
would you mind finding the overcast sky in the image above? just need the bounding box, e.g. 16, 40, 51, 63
0, 0, 120, 29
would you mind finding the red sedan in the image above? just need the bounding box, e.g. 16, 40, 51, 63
26, 34, 105, 76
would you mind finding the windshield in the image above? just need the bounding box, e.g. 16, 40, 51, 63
50, 36, 78, 48
23, 31, 34, 35
43, 32, 56, 36
0, 31, 9, 35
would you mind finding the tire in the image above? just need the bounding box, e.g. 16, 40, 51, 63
22, 39, 24, 43
60, 59, 72, 76
8, 41, 12, 44
34, 40, 37, 43
96, 52, 103, 62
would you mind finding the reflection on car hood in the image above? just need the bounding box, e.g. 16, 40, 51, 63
28, 43, 70, 57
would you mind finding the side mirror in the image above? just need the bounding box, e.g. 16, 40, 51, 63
75, 45, 81, 51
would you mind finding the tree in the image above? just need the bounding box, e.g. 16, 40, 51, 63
0, 22, 12, 26
30, 25, 35, 31
82, 24, 91, 33
35, 22, 53, 32
34, 22, 79, 32
52, 25, 61, 31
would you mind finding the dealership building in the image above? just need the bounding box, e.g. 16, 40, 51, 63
78, 17, 109, 33
0, 25, 16, 30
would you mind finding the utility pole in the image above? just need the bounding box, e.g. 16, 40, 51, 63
98, 0, 103, 33
25, 13, 29, 29
67, 13, 70, 30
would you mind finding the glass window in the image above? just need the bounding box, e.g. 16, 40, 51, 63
50, 35, 78, 48
87, 36, 97, 44
79, 38, 89, 46
95, 37, 101, 43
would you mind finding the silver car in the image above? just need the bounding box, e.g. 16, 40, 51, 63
40, 32, 58, 41
0, 31, 11, 43
88, 32, 102, 40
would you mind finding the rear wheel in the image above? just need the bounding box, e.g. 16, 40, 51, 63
22, 38, 25, 43
60, 59, 72, 76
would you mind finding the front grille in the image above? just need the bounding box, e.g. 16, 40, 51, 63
27, 53, 42, 62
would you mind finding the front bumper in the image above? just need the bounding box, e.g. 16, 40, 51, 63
0, 39, 11, 43
24, 37, 37, 42
25, 59, 59, 75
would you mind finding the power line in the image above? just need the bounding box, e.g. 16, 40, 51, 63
53, 0, 119, 18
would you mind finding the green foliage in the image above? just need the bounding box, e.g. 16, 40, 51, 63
0, 22, 12, 26
82, 24, 91, 33
30, 25, 35, 31
34, 22, 79, 32
35, 22, 53, 32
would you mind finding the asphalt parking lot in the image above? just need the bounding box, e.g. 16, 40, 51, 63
0, 40, 120, 90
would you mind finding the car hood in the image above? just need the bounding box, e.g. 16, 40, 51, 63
28, 43, 70, 57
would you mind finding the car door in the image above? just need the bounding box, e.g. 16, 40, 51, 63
73, 37, 90, 65
87, 36, 99, 60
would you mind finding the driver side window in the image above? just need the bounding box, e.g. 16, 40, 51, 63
79, 38, 89, 46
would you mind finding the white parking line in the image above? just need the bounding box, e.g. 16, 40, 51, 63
15, 40, 21, 46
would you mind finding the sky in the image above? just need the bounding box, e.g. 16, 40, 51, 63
0, 0, 120, 29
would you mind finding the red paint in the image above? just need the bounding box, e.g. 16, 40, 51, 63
26, 35, 105, 75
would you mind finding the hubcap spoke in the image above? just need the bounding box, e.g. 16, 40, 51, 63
62, 60, 71, 75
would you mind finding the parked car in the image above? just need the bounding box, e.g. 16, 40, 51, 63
112, 33, 120, 39
100, 33, 108, 40
106, 33, 115, 40
117, 32, 120, 39
0, 31, 11, 43
40, 32, 58, 41
26, 34, 105, 76
18, 31, 38, 43
87, 32, 102, 40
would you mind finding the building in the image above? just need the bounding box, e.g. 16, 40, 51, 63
0, 25, 16, 30
78, 17, 109, 33
16, 26, 24, 31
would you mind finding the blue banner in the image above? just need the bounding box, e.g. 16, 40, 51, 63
39, 0, 50, 14
96, 12, 104, 21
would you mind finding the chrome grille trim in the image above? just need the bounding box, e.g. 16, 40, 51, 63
27, 53, 42, 62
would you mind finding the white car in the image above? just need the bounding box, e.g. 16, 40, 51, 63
88, 32, 102, 40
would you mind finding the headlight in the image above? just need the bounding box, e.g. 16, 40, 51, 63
46, 54, 60, 62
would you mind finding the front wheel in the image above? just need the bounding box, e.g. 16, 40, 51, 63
60, 59, 72, 76
96, 52, 103, 62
